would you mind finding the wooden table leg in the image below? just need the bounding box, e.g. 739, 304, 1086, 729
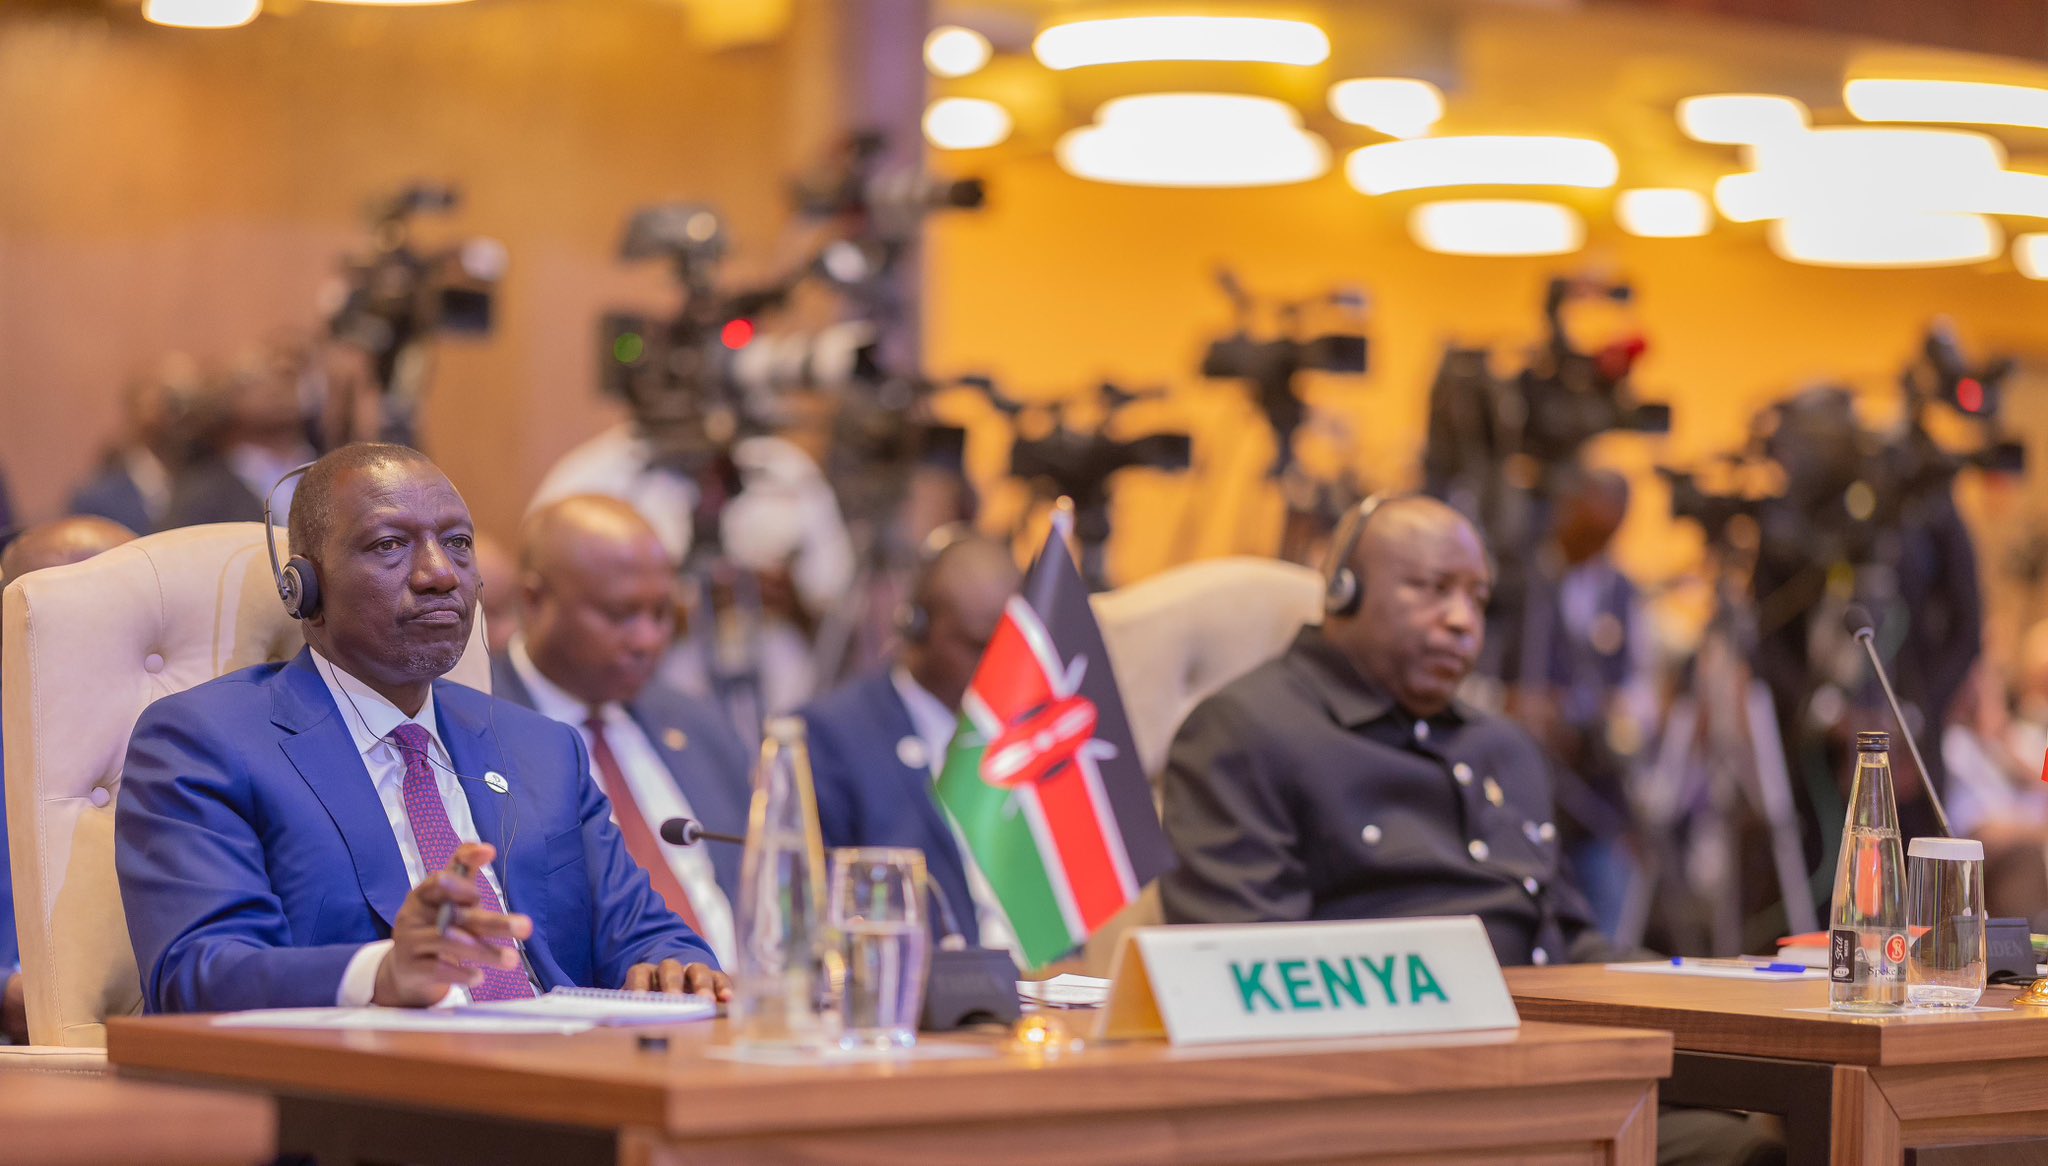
1612, 1083, 1658, 1166
1832, 1065, 1904, 1166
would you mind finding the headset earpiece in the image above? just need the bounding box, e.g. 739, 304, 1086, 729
896, 599, 929, 643
263, 461, 322, 621
1323, 494, 1394, 618
898, 521, 978, 644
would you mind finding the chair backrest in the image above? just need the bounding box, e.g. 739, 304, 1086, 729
1093, 555, 1324, 785
1, 522, 491, 1046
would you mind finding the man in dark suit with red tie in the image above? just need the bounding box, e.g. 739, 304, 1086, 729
492, 495, 753, 966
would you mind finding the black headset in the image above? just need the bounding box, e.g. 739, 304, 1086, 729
1322, 493, 1401, 617
895, 522, 981, 643
263, 461, 322, 621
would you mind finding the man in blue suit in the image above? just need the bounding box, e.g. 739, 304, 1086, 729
800, 529, 1020, 951
1, 517, 136, 1039
117, 443, 729, 1011
492, 496, 752, 966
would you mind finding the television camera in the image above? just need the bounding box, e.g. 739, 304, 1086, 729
322, 182, 503, 447
974, 378, 1192, 590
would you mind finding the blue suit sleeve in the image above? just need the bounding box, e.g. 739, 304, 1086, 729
572, 730, 719, 983
117, 704, 360, 1012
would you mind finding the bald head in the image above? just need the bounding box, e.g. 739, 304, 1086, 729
2, 517, 136, 585
518, 495, 678, 707
1326, 496, 1491, 717
905, 533, 1021, 712
2, 517, 136, 658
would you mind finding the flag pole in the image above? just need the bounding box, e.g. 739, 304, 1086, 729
1050, 495, 1078, 564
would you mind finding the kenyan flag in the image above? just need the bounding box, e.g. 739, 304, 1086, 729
934, 522, 1174, 968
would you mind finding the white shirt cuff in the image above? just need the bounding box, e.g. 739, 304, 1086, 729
337, 941, 465, 1008
338, 941, 392, 1007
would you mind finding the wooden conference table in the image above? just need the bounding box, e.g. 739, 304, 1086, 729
109, 1013, 1671, 1165
0, 1070, 275, 1166
1510, 965, 2048, 1165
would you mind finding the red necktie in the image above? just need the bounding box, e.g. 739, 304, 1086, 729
389, 723, 533, 1001
584, 713, 705, 935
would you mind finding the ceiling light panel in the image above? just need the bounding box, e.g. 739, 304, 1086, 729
1034, 17, 1329, 70
1346, 136, 1618, 196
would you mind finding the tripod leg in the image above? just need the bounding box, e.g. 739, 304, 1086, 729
1744, 678, 1819, 936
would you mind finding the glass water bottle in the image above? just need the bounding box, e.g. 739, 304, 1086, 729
729, 716, 834, 1048
1829, 731, 1907, 1013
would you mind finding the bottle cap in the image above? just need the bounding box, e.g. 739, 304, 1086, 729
1908, 837, 1985, 862
1855, 730, 1890, 752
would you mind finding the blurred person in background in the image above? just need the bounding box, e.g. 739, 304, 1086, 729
471, 530, 519, 658
1943, 660, 2048, 927
529, 411, 856, 731
1507, 466, 1658, 937
492, 496, 752, 967
0, 516, 137, 1042
800, 527, 1022, 959
70, 356, 205, 536
164, 346, 316, 528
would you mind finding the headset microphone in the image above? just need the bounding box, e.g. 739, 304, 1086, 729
1843, 603, 1953, 837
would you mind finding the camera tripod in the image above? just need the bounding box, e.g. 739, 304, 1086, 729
1616, 573, 1817, 954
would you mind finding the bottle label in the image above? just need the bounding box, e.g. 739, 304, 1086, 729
1830, 928, 1856, 983
1885, 933, 1907, 966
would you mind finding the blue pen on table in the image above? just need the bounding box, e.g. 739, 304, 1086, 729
1670, 956, 1812, 975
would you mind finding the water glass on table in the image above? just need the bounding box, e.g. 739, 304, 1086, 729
1906, 837, 1987, 1009
828, 847, 932, 1050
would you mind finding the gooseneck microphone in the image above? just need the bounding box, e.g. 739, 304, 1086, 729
1843, 604, 1953, 837
658, 817, 746, 848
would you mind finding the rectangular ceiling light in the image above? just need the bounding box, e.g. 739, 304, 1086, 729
1847, 79, 2048, 130
1034, 16, 1329, 70
1347, 136, 1617, 196
1410, 200, 1585, 257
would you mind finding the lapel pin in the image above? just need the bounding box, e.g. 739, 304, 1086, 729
897, 736, 930, 771
483, 771, 510, 795
664, 728, 688, 752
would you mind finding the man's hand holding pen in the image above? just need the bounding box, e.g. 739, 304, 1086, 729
373, 841, 531, 1007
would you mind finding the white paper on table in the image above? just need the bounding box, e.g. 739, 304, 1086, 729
705, 1042, 996, 1066
211, 1007, 593, 1036
1606, 961, 1814, 982
1017, 973, 1113, 1008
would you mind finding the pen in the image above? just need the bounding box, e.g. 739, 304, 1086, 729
1671, 956, 1810, 974
435, 856, 473, 935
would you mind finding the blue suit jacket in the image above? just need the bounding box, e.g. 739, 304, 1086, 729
490, 659, 753, 903
799, 670, 979, 945
0, 710, 16, 975
116, 649, 715, 1014
69, 461, 155, 536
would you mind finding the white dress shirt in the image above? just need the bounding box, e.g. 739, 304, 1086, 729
508, 639, 736, 967
313, 650, 522, 1008
889, 668, 1022, 962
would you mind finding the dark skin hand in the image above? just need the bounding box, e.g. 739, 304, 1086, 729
2, 974, 25, 1044
625, 958, 733, 1001
374, 842, 532, 1007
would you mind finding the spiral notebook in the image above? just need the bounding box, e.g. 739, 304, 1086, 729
460, 987, 718, 1026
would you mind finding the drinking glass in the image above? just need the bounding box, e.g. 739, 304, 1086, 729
828, 847, 931, 1050
1906, 837, 1987, 1009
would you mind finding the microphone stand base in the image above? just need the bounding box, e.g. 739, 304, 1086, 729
2015, 978, 2048, 1008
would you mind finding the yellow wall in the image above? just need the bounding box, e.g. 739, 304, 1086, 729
0, 0, 825, 539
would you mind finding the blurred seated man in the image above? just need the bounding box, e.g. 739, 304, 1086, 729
471, 530, 519, 658
116, 443, 730, 1012
164, 348, 316, 528
70, 358, 199, 535
801, 528, 1022, 955
1944, 662, 2048, 926
493, 496, 752, 966
0, 517, 136, 1041
1159, 495, 1778, 1166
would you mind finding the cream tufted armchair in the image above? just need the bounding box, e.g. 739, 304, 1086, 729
1080, 555, 1324, 973
0, 522, 491, 1062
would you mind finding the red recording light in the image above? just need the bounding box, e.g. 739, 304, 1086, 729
720, 318, 755, 350
1958, 377, 1984, 413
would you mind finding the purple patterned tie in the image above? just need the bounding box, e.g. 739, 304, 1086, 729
390, 722, 534, 1001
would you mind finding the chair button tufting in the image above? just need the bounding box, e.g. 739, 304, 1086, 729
143, 653, 165, 674
90, 786, 112, 808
